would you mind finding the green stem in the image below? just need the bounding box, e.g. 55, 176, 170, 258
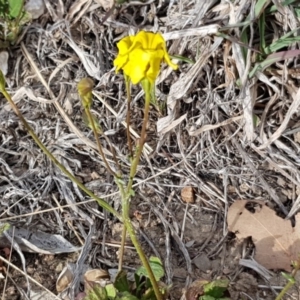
275, 264, 300, 300
121, 80, 162, 300
126, 81, 151, 195
125, 76, 133, 158
275, 280, 294, 300
118, 76, 133, 272
0, 87, 120, 220
124, 217, 162, 300
116, 179, 127, 272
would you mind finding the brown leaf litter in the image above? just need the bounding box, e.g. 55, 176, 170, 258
228, 200, 300, 271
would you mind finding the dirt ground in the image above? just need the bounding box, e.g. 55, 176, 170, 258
1, 0, 300, 299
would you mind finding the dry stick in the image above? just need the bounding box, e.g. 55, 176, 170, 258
0, 81, 121, 220
52, 194, 84, 245
227, 125, 288, 215
93, 91, 153, 155
21, 42, 112, 158
0, 160, 183, 223
101, 129, 122, 175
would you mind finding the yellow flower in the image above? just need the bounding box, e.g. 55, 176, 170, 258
114, 31, 177, 84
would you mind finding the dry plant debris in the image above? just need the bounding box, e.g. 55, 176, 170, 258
181, 186, 195, 204
1, 0, 300, 299
227, 200, 300, 272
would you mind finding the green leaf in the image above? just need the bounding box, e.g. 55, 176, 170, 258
105, 283, 117, 299
129, 189, 135, 197
114, 270, 130, 292
115, 176, 126, 186
0, 223, 10, 236
170, 55, 194, 64
264, 29, 300, 55
203, 279, 229, 298
0, 1, 9, 18
253, 114, 260, 127
19, 11, 32, 25
259, 10, 266, 55
141, 288, 155, 300
135, 257, 164, 282
253, 0, 271, 19
8, 0, 24, 18
116, 291, 139, 300
134, 273, 143, 298
84, 285, 108, 300
281, 272, 296, 284
199, 296, 215, 300
268, 0, 298, 12
82, 111, 102, 134
0, 68, 6, 92
249, 50, 300, 78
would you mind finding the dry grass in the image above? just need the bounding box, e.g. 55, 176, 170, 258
1, 0, 300, 299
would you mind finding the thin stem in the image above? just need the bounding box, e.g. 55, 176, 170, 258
117, 90, 151, 275
125, 78, 133, 157
275, 281, 294, 300
124, 218, 162, 300
116, 179, 127, 271
126, 84, 151, 195
85, 107, 117, 177
118, 77, 132, 271
1, 88, 120, 220
121, 81, 162, 300
275, 263, 300, 300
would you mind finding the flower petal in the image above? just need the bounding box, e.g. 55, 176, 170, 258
114, 31, 177, 84
145, 50, 164, 82
114, 36, 135, 72
117, 36, 134, 54
163, 52, 178, 70
122, 48, 151, 84
129, 31, 165, 51
114, 54, 128, 72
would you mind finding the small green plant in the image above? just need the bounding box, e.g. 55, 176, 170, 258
0, 0, 31, 48
219, 0, 300, 80
0, 223, 10, 235
185, 279, 230, 300
84, 257, 168, 300
275, 256, 300, 300
199, 279, 230, 300
248, 3, 300, 79
0, 30, 178, 300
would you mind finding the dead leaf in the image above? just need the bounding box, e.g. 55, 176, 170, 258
185, 279, 208, 300
227, 200, 300, 271
84, 269, 110, 293
181, 187, 195, 204
56, 265, 73, 292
